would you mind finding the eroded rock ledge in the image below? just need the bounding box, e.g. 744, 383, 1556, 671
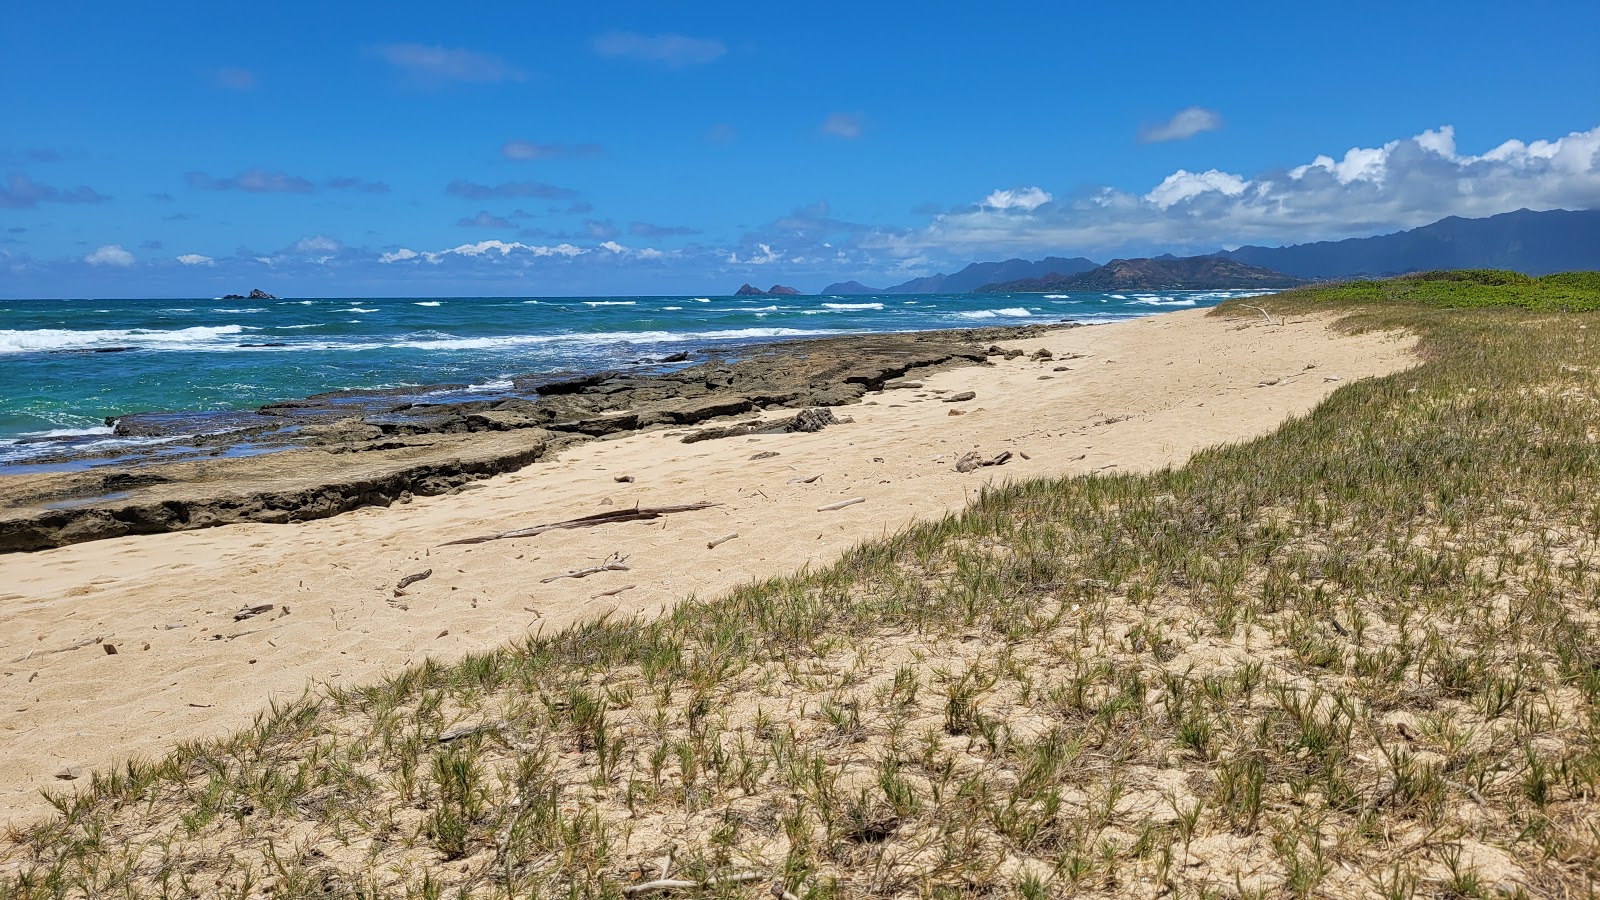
0, 326, 1062, 552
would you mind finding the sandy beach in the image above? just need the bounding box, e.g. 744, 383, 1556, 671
0, 307, 1416, 826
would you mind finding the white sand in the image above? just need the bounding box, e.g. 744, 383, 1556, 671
0, 309, 1416, 824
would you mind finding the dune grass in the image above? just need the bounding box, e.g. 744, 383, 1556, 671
6, 273, 1600, 898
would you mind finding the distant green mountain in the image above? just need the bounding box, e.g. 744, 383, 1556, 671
1216, 208, 1600, 278
980, 256, 1306, 292
822, 255, 1099, 295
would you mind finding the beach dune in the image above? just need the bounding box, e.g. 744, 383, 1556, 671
0, 308, 1416, 825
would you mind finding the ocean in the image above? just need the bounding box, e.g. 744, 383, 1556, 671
0, 289, 1271, 466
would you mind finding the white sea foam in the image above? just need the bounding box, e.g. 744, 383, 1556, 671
343, 307, 379, 313
662, 306, 682, 311
522, 300, 540, 304
274, 323, 325, 330
215, 308, 266, 314
1043, 294, 1071, 300
0, 324, 249, 354
415, 301, 442, 307
692, 298, 710, 302
746, 305, 778, 312
955, 307, 1033, 320
583, 301, 637, 306
1109, 294, 1129, 300
1131, 297, 1197, 307
821, 302, 883, 310
18, 425, 115, 439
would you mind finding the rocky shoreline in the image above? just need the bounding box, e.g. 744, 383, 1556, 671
0, 324, 1066, 552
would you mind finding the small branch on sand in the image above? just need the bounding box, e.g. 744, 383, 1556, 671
956, 450, 1013, 473
396, 570, 432, 590
592, 584, 636, 599
623, 871, 765, 895
817, 497, 865, 512
233, 604, 275, 621
787, 473, 822, 484
542, 552, 630, 583
707, 532, 738, 549
1241, 304, 1284, 326
439, 503, 719, 547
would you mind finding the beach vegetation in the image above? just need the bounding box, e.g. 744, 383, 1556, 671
5, 272, 1600, 897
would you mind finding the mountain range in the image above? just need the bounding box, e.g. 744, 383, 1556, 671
977, 256, 1307, 292
821, 256, 1098, 294
1215, 208, 1600, 278
814, 208, 1598, 294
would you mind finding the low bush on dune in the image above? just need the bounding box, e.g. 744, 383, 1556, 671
1287, 267, 1600, 312
6, 272, 1600, 899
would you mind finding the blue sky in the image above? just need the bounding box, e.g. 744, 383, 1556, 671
3, 0, 1598, 297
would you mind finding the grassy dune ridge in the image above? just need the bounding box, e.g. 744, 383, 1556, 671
6, 273, 1600, 899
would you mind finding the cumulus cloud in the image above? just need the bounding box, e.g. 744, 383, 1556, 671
0, 174, 110, 208
591, 32, 726, 67
176, 253, 214, 266
215, 67, 256, 90
820, 113, 864, 139
372, 44, 526, 85
983, 187, 1053, 211
501, 140, 603, 161
446, 179, 580, 201
85, 245, 134, 266
726, 242, 783, 265
873, 123, 1600, 258
380, 239, 587, 264
1139, 107, 1224, 143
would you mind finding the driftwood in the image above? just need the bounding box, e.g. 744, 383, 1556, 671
542, 552, 630, 583
623, 871, 764, 895
787, 473, 822, 484
396, 569, 432, 590
1241, 304, 1284, 326
233, 604, 275, 621
439, 503, 719, 547
817, 497, 865, 512
956, 450, 1012, 473
707, 532, 738, 549
592, 584, 636, 599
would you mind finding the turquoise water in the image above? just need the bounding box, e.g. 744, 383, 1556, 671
0, 290, 1269, 464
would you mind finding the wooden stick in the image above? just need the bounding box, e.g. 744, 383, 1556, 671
787, 473, 822, 484
233, 604, 275, 621
817, 497, 865, 511
541, 552, 631, 583
592, 584, 636, 599
396, 569, 432, 590
1240, 304, 1282, 326
439, 503, 718, 547
624, 871, 765, 895
707, 532, 738, 549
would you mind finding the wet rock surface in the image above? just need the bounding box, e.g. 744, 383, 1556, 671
0, 324, 1067, 551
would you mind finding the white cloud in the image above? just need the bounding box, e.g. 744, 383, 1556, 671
983, 187, 1053, 211
382, 240, 587, 264
1143, 169, 1249, 210
1139, 107, 1224, 143
591, 32, 726, 67
84, 245, 134, 266
726, 242, 783, 265
820, 113, 864, 139
176, 253, 214, 266
874, 123, 1600, 258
